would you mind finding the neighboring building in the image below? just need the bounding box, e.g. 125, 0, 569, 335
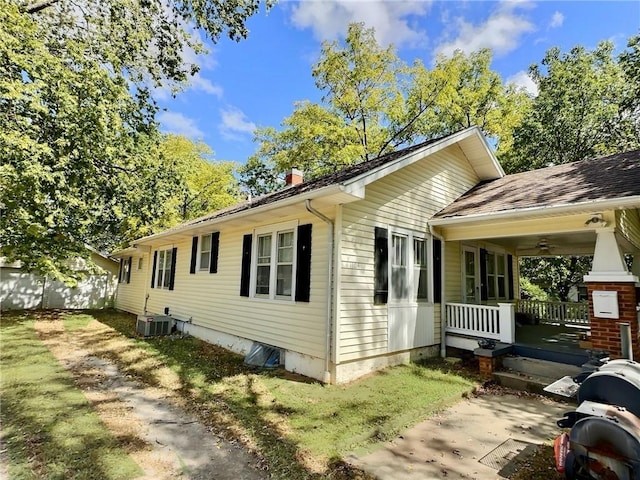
1, 248, 120, 310
113, 127, 640, 383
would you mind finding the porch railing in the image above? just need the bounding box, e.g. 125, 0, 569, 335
516, 299, 589, 328
445, 303, 515, 344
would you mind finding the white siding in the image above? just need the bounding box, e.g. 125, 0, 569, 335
444, 241, 463, 303
141, 212, 330, 359
338, 145, 480, 362
617, 209, 640, 251
115, 255, 149, 315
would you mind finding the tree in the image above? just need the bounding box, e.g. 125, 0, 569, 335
159, 135, 240, 224
502, 38, 640, 173
519, 257, 593, 302
246, 23, 528, 185
0, 0, 266, 281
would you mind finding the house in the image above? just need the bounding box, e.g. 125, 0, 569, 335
1, 247, 120, 310
113, 127, 640, 383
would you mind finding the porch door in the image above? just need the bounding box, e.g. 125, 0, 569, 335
462, 247, 479, 303
387, 232, 433, 351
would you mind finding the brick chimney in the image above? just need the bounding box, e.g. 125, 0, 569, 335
285, 168, 303, 186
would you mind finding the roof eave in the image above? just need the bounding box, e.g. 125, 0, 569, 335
342, 127, 503, 190
131, 183, 360, 246
429, 195, 640, 226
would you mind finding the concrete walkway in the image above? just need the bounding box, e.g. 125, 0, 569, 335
350, 393, 568, 480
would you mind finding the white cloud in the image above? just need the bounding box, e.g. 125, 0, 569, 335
190, 75, 224, 97
435, 3, 535, 58
290, 0, 431, 47
219, 107, 257, 140
549, 11, 564, 29
158, 111, 205, 138
506, 70, 538, 96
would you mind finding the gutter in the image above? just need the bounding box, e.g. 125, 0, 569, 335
430, 195, 640, 227
429, 224, 447, 358
132, 184, 354, 247
305, 199, 334, 384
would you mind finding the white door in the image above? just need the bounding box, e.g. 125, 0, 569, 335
462, 247, 479, 303
388, 232, 434, 351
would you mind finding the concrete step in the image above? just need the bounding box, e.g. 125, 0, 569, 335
493, 371, 577, 404
503, 356, 582, 379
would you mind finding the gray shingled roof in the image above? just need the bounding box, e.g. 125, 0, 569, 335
174, 133, 451, 230
434, 149, 640, 219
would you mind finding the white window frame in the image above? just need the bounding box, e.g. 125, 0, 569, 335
137, 257, 144, 270
250, 221, 298, 301
486, 251, 508, 301
388, 227, 429, 304
156, 247, 173, 290
198, 233, 212, 271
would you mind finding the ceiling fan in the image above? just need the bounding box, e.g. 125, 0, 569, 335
535, 238, 557, 255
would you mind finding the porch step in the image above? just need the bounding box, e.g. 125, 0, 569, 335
502, 356, 582, 379
494, 357, 582, 401
492, 371, 576, 403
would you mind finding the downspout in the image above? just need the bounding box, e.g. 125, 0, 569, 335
305, 199, 333, 384
429, 224, 447, 358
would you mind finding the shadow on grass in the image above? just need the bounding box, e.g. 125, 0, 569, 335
78, 310, 374, 479
0, 312, 142, 480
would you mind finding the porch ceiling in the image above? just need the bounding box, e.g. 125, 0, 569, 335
488, 231, 598, 256
436, 208, 640, 256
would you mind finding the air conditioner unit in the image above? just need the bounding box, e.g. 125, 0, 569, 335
136, 314, 172, 337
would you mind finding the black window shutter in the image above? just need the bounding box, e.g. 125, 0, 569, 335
209, 232, 220, 274
479, 248, 488, 301
168, 247, 177, 291
240, 234, 252, 297
126, 257, 132, 284
150, 251, 157, 288
507, 254, 515, 300
190, 236, 198, 274
295, 224, 312, 302
117, 259, 123, 284
374, 227, 388, 305
433, 239, 442, 303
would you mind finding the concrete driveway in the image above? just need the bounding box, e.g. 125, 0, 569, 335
349, 393, 569, 480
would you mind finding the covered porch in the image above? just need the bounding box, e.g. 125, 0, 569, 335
428, 151, 640, 366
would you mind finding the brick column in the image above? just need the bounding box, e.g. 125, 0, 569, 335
586, 283, 640, 359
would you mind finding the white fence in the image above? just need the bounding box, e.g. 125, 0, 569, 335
445, 302, 515, 345
516, 299, 589, 328
0, 268, 117, 310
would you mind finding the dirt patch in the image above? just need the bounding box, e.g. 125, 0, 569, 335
34, 317, 267, 480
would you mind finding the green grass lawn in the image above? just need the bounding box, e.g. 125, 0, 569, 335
90, 309, 477, 477
0, 312, 142, 480
2, 309, 477, 479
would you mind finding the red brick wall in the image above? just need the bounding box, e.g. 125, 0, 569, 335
586, 283, 640, 359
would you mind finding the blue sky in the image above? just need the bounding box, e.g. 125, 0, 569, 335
156, 0, 640, 164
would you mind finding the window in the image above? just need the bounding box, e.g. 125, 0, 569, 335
256, 234, 272, 295
255, 229, 294, 298
119, 257, 131, 284
251, 224, 296, 300
241, 223, 312, 302
391, 234, 408, 299
276, 231, 294, 296
389, 230, 428, 302
414, 238, 428, 301
199, 234, 211, 271
156, 248, 173, 289
496, 254, 506, 299
486, 252, 496, 299
485, 252, 507, 300
138, 257, 144, 270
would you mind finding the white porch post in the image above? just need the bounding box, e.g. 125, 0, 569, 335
498, 303, 516, 344
584, 228, 636, 282
583, 228, 640, 359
